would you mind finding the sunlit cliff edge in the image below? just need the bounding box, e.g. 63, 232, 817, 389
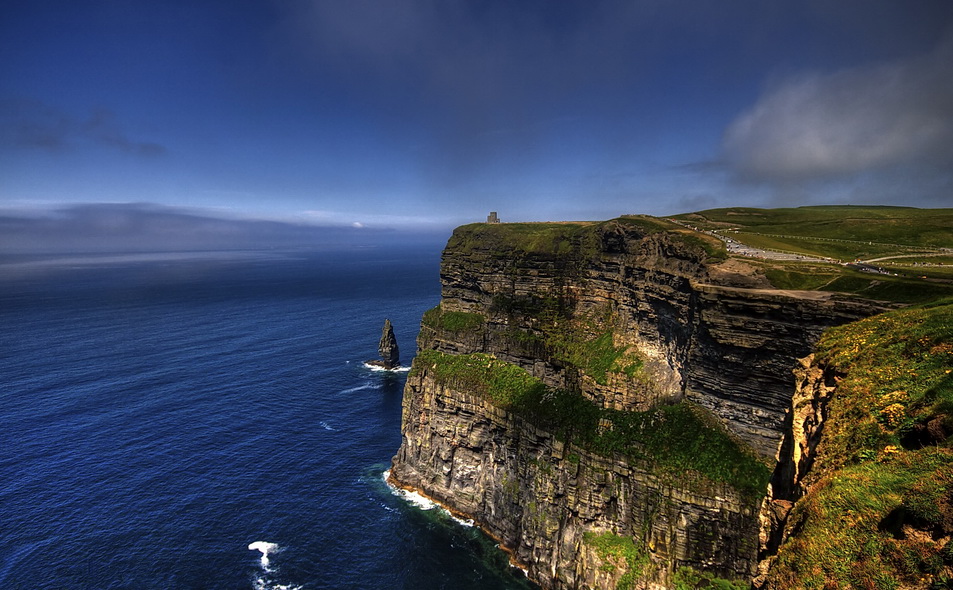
389, 209, 953, 589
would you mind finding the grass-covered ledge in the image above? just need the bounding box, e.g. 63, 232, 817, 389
421, 304, 486, 334
412, 350, 771, 499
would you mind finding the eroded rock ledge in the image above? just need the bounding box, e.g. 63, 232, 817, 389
390, 219, 887, 588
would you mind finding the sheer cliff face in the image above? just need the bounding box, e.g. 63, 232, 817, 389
422, 220, 879, 456
390, 371, 761, 589
390, 219, 884, 588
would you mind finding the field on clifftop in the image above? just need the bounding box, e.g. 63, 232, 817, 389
674, 206, 953, 253
674, 206, 953, 303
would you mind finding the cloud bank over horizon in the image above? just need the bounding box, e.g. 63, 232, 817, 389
0, 202, 448, 255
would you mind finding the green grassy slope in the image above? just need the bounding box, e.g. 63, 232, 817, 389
767, 299, 953, 589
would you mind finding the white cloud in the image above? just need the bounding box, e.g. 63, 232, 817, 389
722, 34, 953, 182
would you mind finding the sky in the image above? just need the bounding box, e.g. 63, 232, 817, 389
2, 0, 952, 245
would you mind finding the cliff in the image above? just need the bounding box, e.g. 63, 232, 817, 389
389, 218, 889, 588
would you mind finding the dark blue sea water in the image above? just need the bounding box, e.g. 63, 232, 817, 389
0, 246, 536, 590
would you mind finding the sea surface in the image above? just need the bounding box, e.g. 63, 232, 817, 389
0, 245, 537, 590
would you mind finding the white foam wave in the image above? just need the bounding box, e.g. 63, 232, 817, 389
248, 542, 303, 590
340, 383, 377, 394
362, 363, 411, 373
392, 486, 439, 510
318, 421, 335, 431
382, 470, 434, 510
384, 471, 477, 527
248, 541, 280, 570
253, 577, 303, 590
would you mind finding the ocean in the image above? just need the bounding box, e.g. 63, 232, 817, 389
0, 245, 537, 590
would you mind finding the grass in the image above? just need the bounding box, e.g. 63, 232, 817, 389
731, 232, 908, 261
672, 206, 953, 305
675, 206, 953, 251
422, 305, 486, 333
760, 262, 846, 291
489, 295, 645, 386
447, 221, 599, 261
673, 206, 953, 303
813, 299, 953, 466
671, 229, 728, 261
413, 350, 772, 499
766, 300, 953, 588
447, 216, 726, 264
414, 350, 547, 407
547, 327, 644, 386
752, 259, 953, 303
673, 566, 749, 590
584, 532, 649, 590
771, 451, 953, 589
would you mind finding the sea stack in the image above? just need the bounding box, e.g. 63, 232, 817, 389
367, 319, 400, 369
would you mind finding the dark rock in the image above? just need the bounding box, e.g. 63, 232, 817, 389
900, 414, 951, 449
366, 319, 400, 369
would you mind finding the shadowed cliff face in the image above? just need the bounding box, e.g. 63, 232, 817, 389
390, 219, 887, 588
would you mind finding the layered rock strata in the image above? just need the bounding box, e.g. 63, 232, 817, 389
423, 220, 882, 456
390, 219, 886, 588
390, 370, 761, 588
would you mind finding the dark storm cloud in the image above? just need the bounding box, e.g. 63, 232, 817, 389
280, 2, 695, 137
276, 0, 745, 199
0, 99, 165, 156
277, 0, 953, 214
722, 33, 953, 183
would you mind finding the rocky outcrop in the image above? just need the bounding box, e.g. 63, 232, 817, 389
390, 219, 888, 588
754, 354, 842, 580
367, 318, 400, 369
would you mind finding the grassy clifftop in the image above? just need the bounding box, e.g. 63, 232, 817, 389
425, 207, 953, 586
446, 216, 725, 262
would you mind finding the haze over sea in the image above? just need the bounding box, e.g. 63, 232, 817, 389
0, 244, 535, 589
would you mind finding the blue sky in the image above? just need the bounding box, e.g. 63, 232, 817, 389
2, 0, 952, 237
